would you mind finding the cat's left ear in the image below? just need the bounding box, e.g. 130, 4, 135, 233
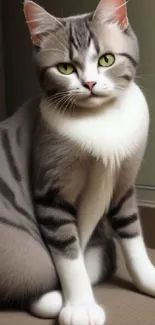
93, 0, 129, 31
24, 0, 62, 45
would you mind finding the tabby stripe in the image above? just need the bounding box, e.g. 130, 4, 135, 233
0, 217, 41, 244
124, 27, 130, 36
39, 216, 76, 230
1, 129, 21, 182
0, 177, 36, 225
54, 201, 76, 217
16, 127, 21, 146
89, 29, 100, 54
34, 45, 40, 53
109, 187, 134, 218
118, 231, 139, 239
36, 195, 77, 218
119, 53, 138, 67
110, 213, 138, 231
72, 27, 81, 49
87, 33, 91, 47
122, 75, 132, 81
70, 24, 79, 50
84, 21, 93, 49
45, 235, 76, 251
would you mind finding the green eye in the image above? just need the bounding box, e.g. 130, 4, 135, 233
57, 63, 75, 75
99, 53, 115, 67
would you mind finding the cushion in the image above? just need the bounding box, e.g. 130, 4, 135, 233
1, 245, 155, 325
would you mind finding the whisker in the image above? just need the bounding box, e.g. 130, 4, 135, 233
70, 96, 77, 116
60, 96, 72, 115
41, 48, 66, 54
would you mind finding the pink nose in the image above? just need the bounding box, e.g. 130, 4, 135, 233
84, 81, 96, 91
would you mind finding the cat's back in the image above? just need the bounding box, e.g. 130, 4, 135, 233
0, 97, 40, 171
0, 97, 40, 215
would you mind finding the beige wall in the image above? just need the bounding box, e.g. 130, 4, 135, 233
2, 0, 155, 205
128, 1, 155, 205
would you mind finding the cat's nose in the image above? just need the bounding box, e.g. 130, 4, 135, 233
83, 81, 96, 91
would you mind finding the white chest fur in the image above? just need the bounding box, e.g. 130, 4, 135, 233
41, 83, 149, 167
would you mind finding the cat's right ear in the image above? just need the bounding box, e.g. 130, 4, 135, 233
24, 0, 62, 45
93, 0, 129, 31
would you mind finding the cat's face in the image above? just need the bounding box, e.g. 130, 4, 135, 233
25, 0, 139, 111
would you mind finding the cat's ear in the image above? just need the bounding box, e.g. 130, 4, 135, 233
93, 0, 128, 31
24, 0, 62, 45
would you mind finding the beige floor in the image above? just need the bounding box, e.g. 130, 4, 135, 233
1, 245, 155, 325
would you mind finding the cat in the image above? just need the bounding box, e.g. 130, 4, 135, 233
0, 0, 154, 324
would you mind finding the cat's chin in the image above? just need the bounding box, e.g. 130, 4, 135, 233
76, 95, 114, 110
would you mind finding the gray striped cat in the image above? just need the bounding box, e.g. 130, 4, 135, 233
0, 0, 154, 324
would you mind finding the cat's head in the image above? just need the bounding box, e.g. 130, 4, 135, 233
24, 0, 139, 111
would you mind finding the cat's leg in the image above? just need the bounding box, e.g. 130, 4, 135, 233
56, 253, 105, 325
0, 222, 62, 318
38, 201, 105, 325
32, 233, 116, 318
108, 187, 155, 296
31, 238, 115, 319
31, 237, 115, 319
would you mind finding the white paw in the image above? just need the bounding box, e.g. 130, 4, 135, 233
30, 290, 63, 318
59, 303, 105, 325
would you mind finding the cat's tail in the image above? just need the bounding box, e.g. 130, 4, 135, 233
30, 290, 63, 318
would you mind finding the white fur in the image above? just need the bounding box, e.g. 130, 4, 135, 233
41, 82, 149, 167
120, 236, 155, 297
30, 291, 63, 318
53, 253, 94, 303
85, 246, 103, 285
83, 41, 98, 82
78, 159, 115, 250
59, 303, 105, 325
52, 253, 105, 325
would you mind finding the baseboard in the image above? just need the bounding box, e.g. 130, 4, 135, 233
136, 184, 155, 208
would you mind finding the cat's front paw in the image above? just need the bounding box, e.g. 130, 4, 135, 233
59, 303, 105, 325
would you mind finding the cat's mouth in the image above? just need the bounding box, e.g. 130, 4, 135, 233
86, 89, 110, 98
86, 93, 109, 100
79, 92, 107, 100
77, 92, 111, 109
89, 93, 100, 98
